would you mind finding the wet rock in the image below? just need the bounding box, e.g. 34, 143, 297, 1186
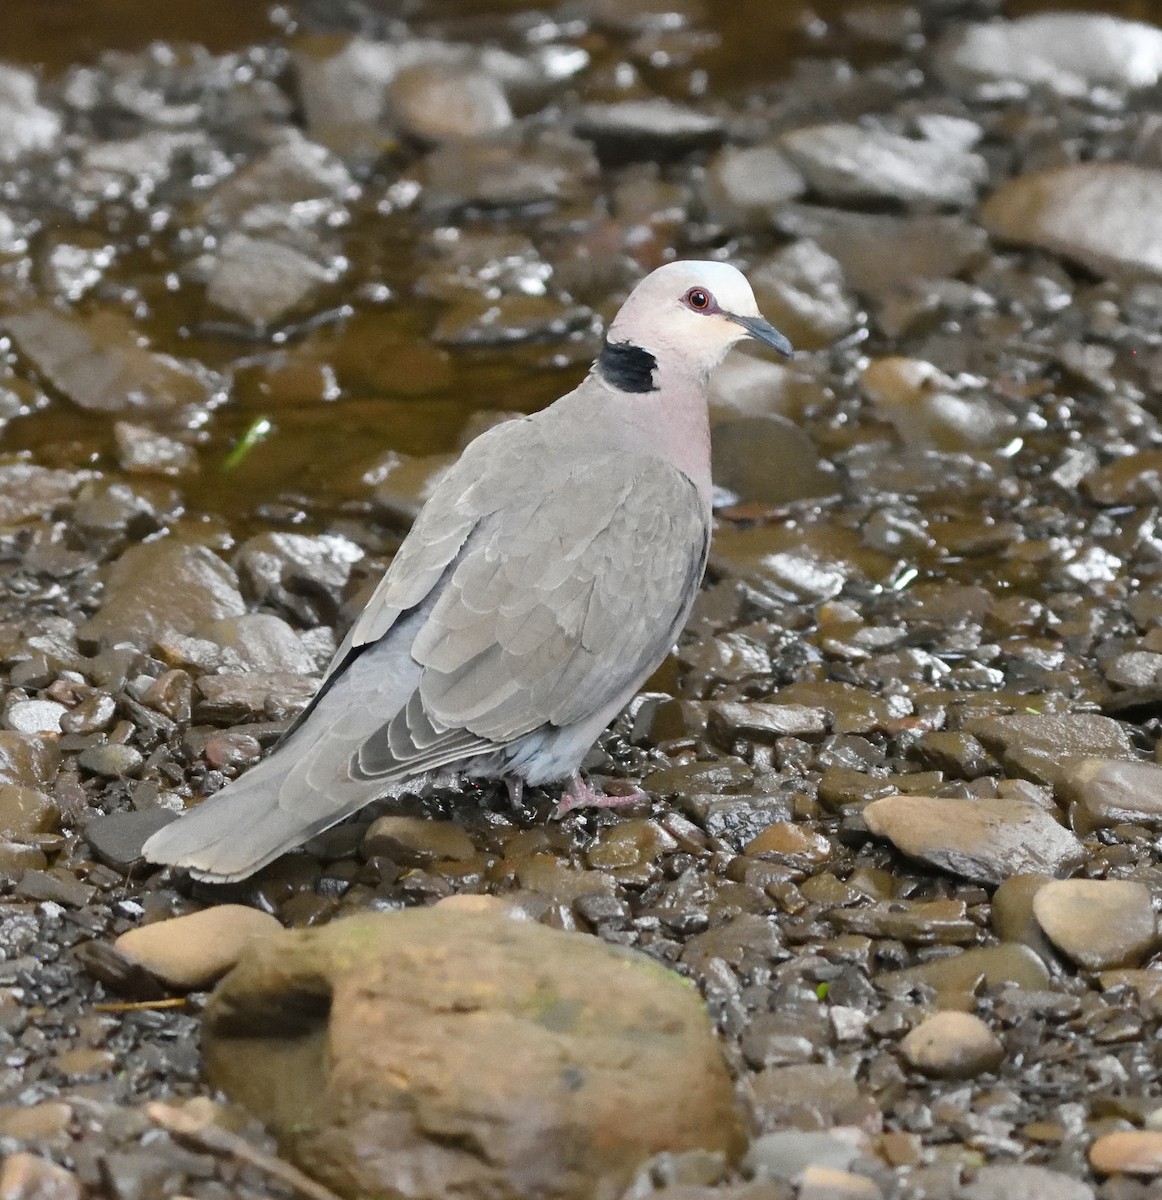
703, 143, 806, 228
963, 712, 1135, 784
1, 307, 220, 413
711, 415, 837, 506
204, 908, 744, 1200
912, 732, 994, 779
1032, 880, 1157, 971
1059, 757, 1162, 831
860, 357, 1015, 452
196, 672, 317, 722
236, 531, 364, 621
981, 164, 1162, 281
116, 905, 284, 991
1106, 650, 1162, 688
709, 525, 870, 605
206, 233, 332, 326
743, 1131, 860, 1180
990, 874, 1057, 962
361, 816, 476, 865
0, 733, 59, 789
77, 743, 145, 779
419, 127, 598, 215
779, 123, 986, 209
84, 809, 177, 873
574, 100, 723, 163
862, 795, 1083, 884
390, 62, 512, 142
79, 539, 245, 650
963, 1165, 1093, 1200
776, 207, 989, 305
882, 944, 1051, 1004
16, 867, 95, 907
936, 14, 1162, 99
1083, 449, 1162, 505
746, 822, 831, 862
1090, 1131, 1162, 1176
708, 702, 826, 747
199, 132, 355, 232
0, 785, 57, 841
292, 36, 560, 164
748, 241, 859, 351
900, 1011, 1003, 1079
370, 452, 456, 526
201, 614, 316, 674
114, 421, 198, 477
0, 464, 92, 526
0, 67, 61, 162
3, 701, 66, 735
0, 1152, 81, 1200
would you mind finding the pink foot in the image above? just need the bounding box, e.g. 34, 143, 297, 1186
552, 772, 646, 818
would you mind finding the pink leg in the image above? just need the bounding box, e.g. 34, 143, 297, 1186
553, 771, 646, 818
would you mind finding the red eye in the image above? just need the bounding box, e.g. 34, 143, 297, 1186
685, 287, 712, 311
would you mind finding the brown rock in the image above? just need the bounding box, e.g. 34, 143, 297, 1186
1090, 1130, 1162, 1176
115, 905, 284, 991
746, 822, 831, 861
2, 305, 219, 413
1032, 879, 1157, 970
0, 1152, 81, 1200
990, 874, 1056, 962
1058, 757, 1162, 832
361, 816, 476, 864
0, 464, 92, 526
204, 909, 744, 1200
981, 163, 1162, 281
900, 1011, 1003, 1079
0, 784, 58, 841
862, 795, 1084, 884
0, 732, 59, 789
78, 539, 245, 650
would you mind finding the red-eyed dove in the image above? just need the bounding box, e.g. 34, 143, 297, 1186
144, 260, 793, 880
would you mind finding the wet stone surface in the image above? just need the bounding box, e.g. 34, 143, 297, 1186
3, 0, 1162, 1198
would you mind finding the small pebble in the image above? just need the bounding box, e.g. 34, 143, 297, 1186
900, 1011, 1004, 1079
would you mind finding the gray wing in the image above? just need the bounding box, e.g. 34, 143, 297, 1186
346, 453, 709, 783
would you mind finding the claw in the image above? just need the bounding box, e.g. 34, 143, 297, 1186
552, 771, 646, 818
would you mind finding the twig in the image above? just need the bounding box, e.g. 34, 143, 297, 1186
94, 998, 189, 1013
146, 1102, 343, 1200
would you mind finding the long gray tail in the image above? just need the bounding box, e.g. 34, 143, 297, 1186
143, 613, 428, 882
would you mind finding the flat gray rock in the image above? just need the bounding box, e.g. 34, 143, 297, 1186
863, 795, 1084, 884
780, 122, 986, 209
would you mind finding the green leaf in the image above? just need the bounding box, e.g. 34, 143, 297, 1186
222, 417, 273, 472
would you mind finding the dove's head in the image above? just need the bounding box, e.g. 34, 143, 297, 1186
599, 260, 793, 392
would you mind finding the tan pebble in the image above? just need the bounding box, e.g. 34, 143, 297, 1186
1033, 879, 1157, 970
1091, 1130, 1162, 1175
0, 1101, 72, 1140
0, 1152, 82, 1200
746, 820, 832, 860
798, 1165, 883, 1199
54, 1047, 115, 1078
115, 904, 284, 991
901, 1011, 1003, 1079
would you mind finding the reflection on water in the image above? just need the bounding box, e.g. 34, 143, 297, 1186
0, 0, 1155, 535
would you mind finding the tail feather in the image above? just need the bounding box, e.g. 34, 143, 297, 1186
143, 611, 431, 882
141, 749, 374, 883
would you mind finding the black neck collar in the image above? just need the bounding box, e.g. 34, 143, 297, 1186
597, 340, 659, 394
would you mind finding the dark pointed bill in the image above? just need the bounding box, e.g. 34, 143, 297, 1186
726, 313, 794, 358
